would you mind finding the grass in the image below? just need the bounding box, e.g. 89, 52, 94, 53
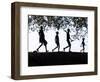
28, 51, 88, 66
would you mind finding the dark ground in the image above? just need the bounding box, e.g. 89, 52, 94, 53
28, 52, 88, 66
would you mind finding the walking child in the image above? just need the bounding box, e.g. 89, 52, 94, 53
52, 32, 60, 52
36, 26, 48, 52
80, 38, 85, 52
63, 29, 73, 52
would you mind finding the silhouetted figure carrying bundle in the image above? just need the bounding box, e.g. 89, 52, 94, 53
36, 26, 48, 52
80, 38, 85, 52
52, 32, 60, 52
63, 29, 73, 52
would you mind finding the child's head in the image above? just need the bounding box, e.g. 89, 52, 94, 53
67, 29, 70, 32
56, 31, 59, 35
40, 26, 43, 30
83, 38, 85, 41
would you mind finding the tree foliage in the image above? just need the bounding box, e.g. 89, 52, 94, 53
28, 15, 88, 40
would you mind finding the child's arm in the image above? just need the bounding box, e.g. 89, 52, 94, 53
64, 30, 67, 33
70, 36, 74, 42
70, 38, 74, 42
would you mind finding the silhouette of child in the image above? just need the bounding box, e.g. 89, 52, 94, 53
63, 29, 72, 52
36, 26, 48, 52
52, 32, 60, 52
80, 38, 85, 52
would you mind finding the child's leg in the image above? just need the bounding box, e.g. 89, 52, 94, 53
58, 45, 60, 52
63, 46, 69, 51
37, 43, 43, 51
69, 41, 71, 52
52, 46, 57, 52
